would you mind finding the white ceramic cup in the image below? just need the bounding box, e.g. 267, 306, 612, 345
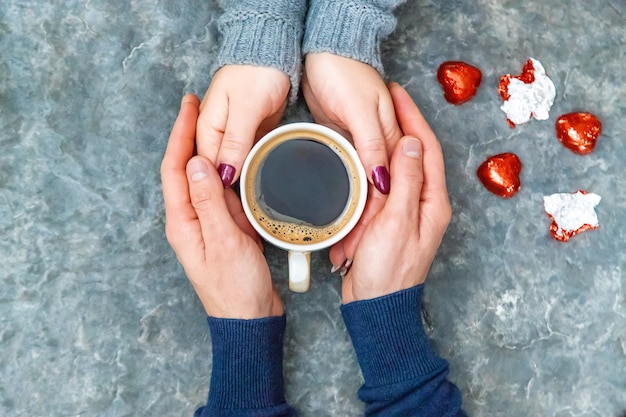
240, 123, 367, 292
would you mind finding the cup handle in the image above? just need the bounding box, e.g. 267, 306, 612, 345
288, 251, 311, 292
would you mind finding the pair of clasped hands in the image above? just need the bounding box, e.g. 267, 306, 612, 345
161, 54, 452, 319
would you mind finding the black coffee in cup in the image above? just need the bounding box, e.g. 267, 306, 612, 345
258, 139, 350, 227
243, 128, 363, 245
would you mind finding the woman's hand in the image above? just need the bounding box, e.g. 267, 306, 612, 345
334, 83, 452, 304
302, 53, 402, 195
196, 65, 290, 188
161, 95, 283, 318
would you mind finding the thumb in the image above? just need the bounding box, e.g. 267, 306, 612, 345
385, 136, 424, 218
186, 156, 234, 237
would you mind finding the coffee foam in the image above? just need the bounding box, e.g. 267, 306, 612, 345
249, 205, 346, 243
244, 130, 362, 245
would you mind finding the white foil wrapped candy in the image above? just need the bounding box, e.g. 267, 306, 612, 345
543, 191, 601, 242
498, 58, 556, 127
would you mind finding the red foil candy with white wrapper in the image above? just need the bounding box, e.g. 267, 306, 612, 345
543, 191, 601, 242
498, 58, 556, 128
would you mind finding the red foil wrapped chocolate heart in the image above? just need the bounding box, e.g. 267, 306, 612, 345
437, 61, 482, 105
477, 153, 522, 198
555, 112, 602, 155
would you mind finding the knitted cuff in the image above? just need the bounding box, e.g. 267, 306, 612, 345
206, 315, 287, 410
340, 285, 447, 387
214, 2, 305, 103
303, 0, 398, 76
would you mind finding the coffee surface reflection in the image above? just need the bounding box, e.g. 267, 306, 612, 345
243, 128, 363, 245
258, 139, 350, 227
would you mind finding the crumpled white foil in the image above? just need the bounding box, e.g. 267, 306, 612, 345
500, 58, 556, 126
543, 191, 601, 240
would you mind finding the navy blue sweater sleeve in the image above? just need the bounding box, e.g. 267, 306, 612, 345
194, 315, 297, 417
341, 285, 466, 416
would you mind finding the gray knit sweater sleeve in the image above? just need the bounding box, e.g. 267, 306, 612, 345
214, 0, 306, 102
303, 0, 407, 76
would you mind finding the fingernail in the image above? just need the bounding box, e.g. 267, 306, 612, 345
331, 258, 352, 274
403, 137, 421, 159
331, 258, 347, 274
372, 166, 390, 194
217, 163, 236, 188
187, 158, 209, 181
339, 259, 353, 277
180, 94, 195, 107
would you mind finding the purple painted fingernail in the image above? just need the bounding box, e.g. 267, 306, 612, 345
217, 163, 236, 188
372, 166, 390, 195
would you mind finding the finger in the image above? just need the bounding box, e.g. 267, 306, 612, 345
213, 103, 262, 188
388, 83, 448, 200
329, 241, 346, 272
196, 86, 229, 165
385, 136, 424, 221
186, 156, 237, 242
224, 188, 264, 251
337, 183, 386, 260
161, 94, 201, 225
377, 91, 403, 157
344, 105, 391, 195
389, 83, 452, 232
329, 181, 386, 269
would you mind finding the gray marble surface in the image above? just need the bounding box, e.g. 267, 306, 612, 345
1, 1, 625, 416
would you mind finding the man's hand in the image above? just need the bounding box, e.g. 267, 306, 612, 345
161, 95, 283, 318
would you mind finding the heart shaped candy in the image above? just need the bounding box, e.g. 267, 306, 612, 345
437, 61, 482, 105
555, 112, 602, 155
477, 153, 523, 198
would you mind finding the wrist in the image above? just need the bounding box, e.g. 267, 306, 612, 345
340, 285, 447, 387
215, 1, 305, 103
303, 0, 397, 75
206, 315, 288, 410
200, 292, 284, 322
